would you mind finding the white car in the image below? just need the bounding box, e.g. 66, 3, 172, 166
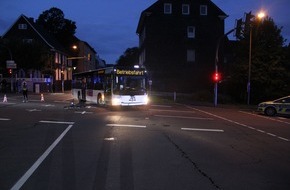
257, 96, 290, 116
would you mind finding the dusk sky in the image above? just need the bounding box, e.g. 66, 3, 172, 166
1, 0, 289, 64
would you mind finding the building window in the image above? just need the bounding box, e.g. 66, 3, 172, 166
22, 39, 33, 43
200, 5, 208, 15
187, 26, 195, 38
187, 49, 195, 62
18, 23, 27, 30
182, 4, 190, 15
164, 3, 172, 14
87, 53, 91, 61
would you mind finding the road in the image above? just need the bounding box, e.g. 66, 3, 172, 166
0, 93, 290, 190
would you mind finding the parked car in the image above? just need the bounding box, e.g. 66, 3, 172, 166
257, 95, 290, 116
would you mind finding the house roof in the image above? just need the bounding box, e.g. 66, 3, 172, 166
136, 0, 228, 34
2, 14, 68, 55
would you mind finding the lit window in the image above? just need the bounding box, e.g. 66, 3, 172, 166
164, 3, 172, 14
182, 4, 190, 15
187, 26, 195, 38
200, 5, 207, 15
187, 49, 195, 62
18, 24, 27, 30
87, 53, 91, 61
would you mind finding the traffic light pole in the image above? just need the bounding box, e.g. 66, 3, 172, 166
214, 28, 235, 107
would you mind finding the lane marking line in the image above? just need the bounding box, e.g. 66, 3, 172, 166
75, 111, 93, 114
155, 115, 213, 120
39, 120, 75, 125
151, 105, 172, 108
104, 137, 115, 141
106, 124, 146, 128
240, 111, 290, 125
185, 106, 290, 142
11, 124, 74, 190
0, 118, 10, 121
26, 109, 41, 112
149, 109, 195, 113
181, 128, 224, 132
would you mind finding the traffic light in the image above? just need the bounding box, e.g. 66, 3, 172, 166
212, 72, 221, 83
8, 68, 12, 75
235, 18, 243, 39
244, 11, 255, 33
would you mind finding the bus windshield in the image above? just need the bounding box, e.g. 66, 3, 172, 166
113, 75, 147, 95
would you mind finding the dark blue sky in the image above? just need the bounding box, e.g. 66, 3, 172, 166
1, 0, 289, 64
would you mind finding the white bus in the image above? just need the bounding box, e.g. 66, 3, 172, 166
72, 66, 149, 106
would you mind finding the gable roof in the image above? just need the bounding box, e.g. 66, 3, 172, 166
2, 14, 68, 55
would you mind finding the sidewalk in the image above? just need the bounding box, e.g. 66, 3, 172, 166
0, 91, 74, 103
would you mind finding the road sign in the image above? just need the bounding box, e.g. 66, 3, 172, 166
6, 60, 17, 69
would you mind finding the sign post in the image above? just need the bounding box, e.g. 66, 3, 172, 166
6, 60, 16, 92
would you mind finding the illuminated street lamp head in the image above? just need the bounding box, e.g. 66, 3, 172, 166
257, 11, 266, 19
72, 45, 78, 50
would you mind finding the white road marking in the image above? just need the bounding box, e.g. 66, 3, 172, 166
11, 124, 74, 190
149, 109, 195, 113
240, 111, 290, 125
106, 124, 146, 128
155, 115, 213, 120
75, 111, 93, 114
26, 109, 41, 112
42, 104, 55, 107
104, 137, 115, 141
0, 102, 15, 105
186, 106, 290, 142
39, 120, 75, 125
0, 118, 10, 121
181, 128, 224, 132
151, 104, 172, 108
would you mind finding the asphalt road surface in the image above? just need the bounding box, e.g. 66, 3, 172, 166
0, 93, 290, 190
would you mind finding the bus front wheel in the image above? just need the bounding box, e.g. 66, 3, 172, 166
97, 94, 103, 105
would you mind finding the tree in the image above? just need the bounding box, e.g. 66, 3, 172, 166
36, 7, 77, 49
116, 47, 139, 67
228, 17, 288, 103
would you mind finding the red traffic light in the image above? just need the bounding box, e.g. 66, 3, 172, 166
8, 69, 12, 74
212, 72, 221, 82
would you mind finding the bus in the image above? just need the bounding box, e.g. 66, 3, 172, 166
72, 66, 149, 106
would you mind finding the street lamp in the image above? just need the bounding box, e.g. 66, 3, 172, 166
247, 10, 266, 105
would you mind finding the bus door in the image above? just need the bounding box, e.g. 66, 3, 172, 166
104, 75, 112, 103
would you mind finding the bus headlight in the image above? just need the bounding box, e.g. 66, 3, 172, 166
145, 96, 149, 105
112, 97, 121, 106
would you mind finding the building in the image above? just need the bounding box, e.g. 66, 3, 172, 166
70, 39, 98, 73
136, 0, 227, 92
1, 14, 72, 92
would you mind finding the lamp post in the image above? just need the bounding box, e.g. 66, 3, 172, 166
246, 10, 265, 105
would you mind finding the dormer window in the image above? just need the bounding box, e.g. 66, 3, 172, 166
164, 3, 172, 14
18, 23, 27, 30
182, 4, 190, 15
200, 5, 208, 15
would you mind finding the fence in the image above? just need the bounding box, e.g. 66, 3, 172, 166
0, 77, 71, 93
